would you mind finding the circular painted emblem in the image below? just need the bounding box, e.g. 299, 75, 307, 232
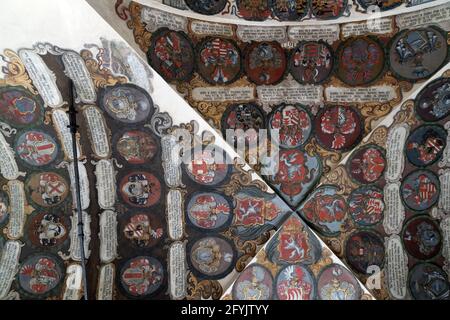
19, 255, 63, 295
188, 236, 235, 279
0, 86, 44, 127
311, 0, 347, 19
290, 41, 333, 85
232, 264, 274, 300
120, 256, 164, 297
15, 130, 58, 167
244, 42, 287, 85
349, 186, 384, 227
123, 213, 163, 248
99, 83, 154, 124
186, 192, 232, 231
28, 212, 69, 248
184, 0, 227, 15
276, 265, 316, 300
184, 147, 231, 186
337, 36, 385, 86
356, 0, 402, 11
196, 37, 242, 85
406, 125, 447, 167
390, 27, 448, 81
269, 104, 312, 148
116, 130, 158, 164
345, 231, 385, 274
415, 77, 450, 122
409, 263, 450, 300
221, 102, 266, 143
148, 29, 194, 82
269, 0, 308, 21
401, 170, 440, 211
402, 215, 442, 260
348, 145, 386, 184
300, 186, 348, 236
236, 0, 272, 21
119, 172, 161, 208
315, 105, 363, 152
0, 191, 9, 225
272, 149, 322, 206
26, 172, 69, 208
317, 264, 362, 300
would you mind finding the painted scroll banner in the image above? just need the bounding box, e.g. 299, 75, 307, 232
97, 263, 115, 300
94, 159, 116, 210
168, 241, 187, 300
52, 109, 82, 161
5, 180, 26, 240
190, 20, 234, 37
385, 124, 409, 183
141, 6, 188, 32
68, 211, 91, 261
288, 25, 340, 44
257, 83, 323, 106
0, 240, 21, 299
237, 25, 287, 43
325, 86, 398, 104
99, 210, 118, 264
83, 106, 110, 159
396, 2, 450, 30
383, 182, 406, 235
167, 189, 184, 241
63, 264, 83, 300
69, 162, 90, 211
161, 134, 184, 188
62, 51, 96, 104
0, 132, 20, 180
439, 169, 450, 214
439, 122, 450, 168
18, 49, 64, 108
192, 87, 255, 102
385, 235, 409, 300
441, 215, 450, 263
341, 18, 394, 38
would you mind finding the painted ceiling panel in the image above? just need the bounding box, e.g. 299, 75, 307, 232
0, 0, 371, 300
89, 0, 450, 300
0, 0, 449, 301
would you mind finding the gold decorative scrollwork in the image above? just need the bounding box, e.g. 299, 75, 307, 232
166, 120, 197, 136
321, 166, 358, 195
0, 49, 36, 93
309, 248, 334, 277
186, 272, 223, 300
326, 238, 344, 257
255, 250, 281, 278
393, 100, 417, 127
359, 103, 393, 133
304, 138, 341, 173
398, 80, 413, 93
443, 69, 450, 78
222, 228, 271, 273
222, 159, 267, 197
127, 2, 152, 53
80, 49, 127, 88
367, 126, 388, 146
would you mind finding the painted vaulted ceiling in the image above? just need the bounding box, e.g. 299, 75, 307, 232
0, 0, 449, 300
